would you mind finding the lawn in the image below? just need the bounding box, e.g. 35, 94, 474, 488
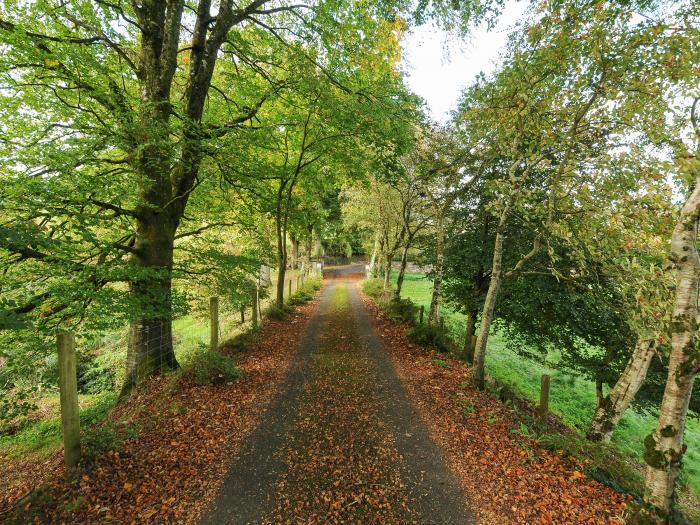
394, 271, 700, 501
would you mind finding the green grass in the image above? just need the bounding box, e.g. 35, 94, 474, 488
0, 392, 118, 459
392, 271, 700, 502
0, 269, 318, 462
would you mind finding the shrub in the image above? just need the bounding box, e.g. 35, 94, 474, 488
220, 326, 259, 353
407, 323, 452, 353
188, 346, 242, 386
383, 297, 418, 325
82, 423, 121, 462
77, 353, 117, 394
361, 278, 386, 299
265, 304, 288, 320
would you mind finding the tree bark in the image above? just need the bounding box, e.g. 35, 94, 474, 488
275, 197, 287, 309
121, 214, 179, 395
383, 254, 393, 291
428, 213, 445, 325
587, 338, 656, 442
472, 201, 511, 390
291, 234, 299, 269
461, 309, 477, 364
637, 177, 700, 521
368, 232, 380, 277
395, 243, 410, 299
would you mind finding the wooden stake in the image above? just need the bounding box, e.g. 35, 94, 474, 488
57, 331, 80, 473
288, 279, 292, 298
539, 374, 550, 422
240, 304, 245, 323
210, 296, 219, 351
419, 305, 424, 324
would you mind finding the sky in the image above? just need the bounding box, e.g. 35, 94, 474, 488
400, 1, 529, 123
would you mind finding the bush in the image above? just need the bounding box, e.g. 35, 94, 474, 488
361, 278, 386, 299
265, 304, 289, 320
407, 323, 452, 353
188, 346, 242, 386
220, 326, 259, 353
383, 297, 418, 325
82, 423, 121, 462
77, 353, 117, 394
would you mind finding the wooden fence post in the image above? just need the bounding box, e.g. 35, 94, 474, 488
539, 374, 550, 422
288, 279, 292, 298
57, 331, 80, 473
252, 287, 259, 327
240, 304, 245, 323
210, 296, 219, 351
297, 275, 300, 291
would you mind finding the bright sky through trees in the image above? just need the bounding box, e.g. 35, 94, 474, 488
401, 0, 529, 122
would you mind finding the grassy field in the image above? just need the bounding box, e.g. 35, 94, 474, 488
394, 271, 700, 501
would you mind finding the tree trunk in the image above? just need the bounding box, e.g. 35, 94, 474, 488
394, 243, 410, 299
291, 234, 299, 269
383, 254, 393, 291
472, 202, 511, 390
461, 309, 477, 364
121, 215, 179, 396
637, 177, 700, 521
276, 208, 287, 309
368, 232, 380, 277
587, 338, 656, 442
428, 214, 445, 325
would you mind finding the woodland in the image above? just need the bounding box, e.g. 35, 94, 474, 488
0, 0, 700, 523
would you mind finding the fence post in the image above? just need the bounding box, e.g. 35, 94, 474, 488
297, 275, 300, 292
288, 279, 292, 298
419, 305, 424, 324
240, 304, 245, 323
539, 374, 550, 422
210, 296, 219, 351
252, 286, 259, 327
57, 331, 80, 474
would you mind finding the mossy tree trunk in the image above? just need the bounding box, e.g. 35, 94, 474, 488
394, 243, 410, 299
587, 338, 656, 442
637, 174, 700, 521
461, 309, 477, 364
472, 204, 508, 390
428, 214, 445, 325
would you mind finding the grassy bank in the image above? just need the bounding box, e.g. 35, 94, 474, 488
393, 271, 700, 504
0, 270, 317, 462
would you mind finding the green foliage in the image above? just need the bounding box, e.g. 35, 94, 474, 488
287, 277, 322, 306
82, 423, 122, 462
432, 357, 450, 369
0, 392, 117, 459
361, 278, 387, 300
265, 304, 290, 320
395, 270, 700, 502
383, 297, 418, 325
539, 432, 645, 498
187, 346, 242, 387
407, 323, 452, 353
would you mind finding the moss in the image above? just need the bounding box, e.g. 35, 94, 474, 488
644, 433, 667, 469
661, 425, 678, 438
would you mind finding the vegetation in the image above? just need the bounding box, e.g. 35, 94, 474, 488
1, 0, 700, 521
388, 271, 700, 510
